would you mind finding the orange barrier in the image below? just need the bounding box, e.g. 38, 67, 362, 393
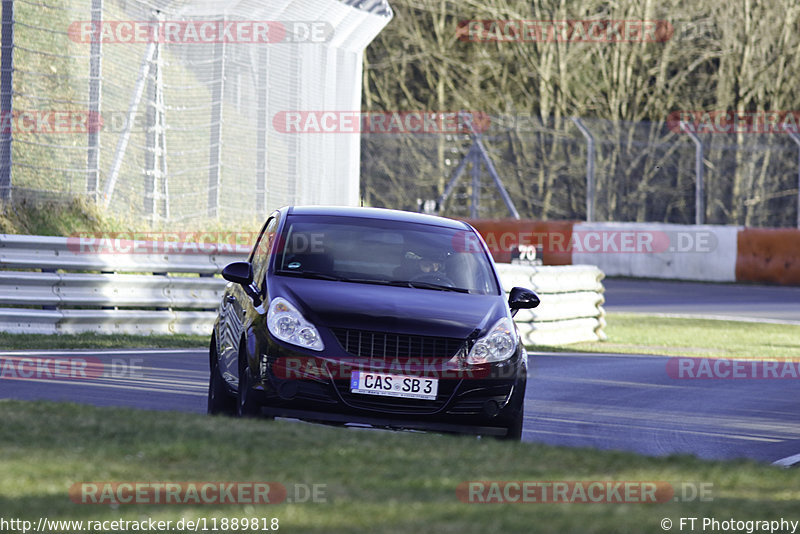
463, 221, 800, 285
736, 228, 800, 285
461, 219, 576, 265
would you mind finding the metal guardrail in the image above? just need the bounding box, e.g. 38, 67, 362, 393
0, 234, 245, 335
0, 234, 246, 273
0, 235, 605, 344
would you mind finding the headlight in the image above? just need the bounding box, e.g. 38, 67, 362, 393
466, 318, 518, 364
267, 297, 324, 351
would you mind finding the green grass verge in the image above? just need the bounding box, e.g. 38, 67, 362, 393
537, 313, 800, 360
0, 194, 261, 237
1, 400, 799, 534
0, 332, 205, 350
0, 196, 130, 237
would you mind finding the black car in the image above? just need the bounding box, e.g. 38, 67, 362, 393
207, 206, 539, 439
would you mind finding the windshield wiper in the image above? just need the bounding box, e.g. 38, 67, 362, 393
275, 270, 342, 281
277, 271, 395, 287
389, 280, 470, 293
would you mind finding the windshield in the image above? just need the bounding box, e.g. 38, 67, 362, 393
273, 215, 499, 295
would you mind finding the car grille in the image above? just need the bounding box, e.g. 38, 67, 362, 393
331, 328, 465, 360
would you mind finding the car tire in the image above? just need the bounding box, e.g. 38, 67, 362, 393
208, 346, 236, 416
237, 358, 262, 418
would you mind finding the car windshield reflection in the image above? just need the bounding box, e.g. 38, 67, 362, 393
273, 216, 498, 295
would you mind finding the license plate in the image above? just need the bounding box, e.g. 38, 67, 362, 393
350, 371, 438, 401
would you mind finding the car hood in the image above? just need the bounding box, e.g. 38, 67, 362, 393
269, 276, 506, 339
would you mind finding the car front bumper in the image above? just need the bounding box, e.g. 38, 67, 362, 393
251, 337, 527, 435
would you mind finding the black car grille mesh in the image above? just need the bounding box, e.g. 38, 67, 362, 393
330, 328, 465, 360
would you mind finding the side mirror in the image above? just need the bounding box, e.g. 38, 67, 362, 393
222, 261, 254, 286
221, 261, 263, 310
508, 286, 540, 317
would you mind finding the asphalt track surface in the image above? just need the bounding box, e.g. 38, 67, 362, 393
3, 347, 800, 464
603, 277, 800, 323
2, 279, 799, 464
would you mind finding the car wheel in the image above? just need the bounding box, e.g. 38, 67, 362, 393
237, 359, 262, 418
208, 345, 236, 416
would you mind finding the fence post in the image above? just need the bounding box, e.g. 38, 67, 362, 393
437, 143, 471, 211
682, 123, 705, 225
473, 135, 520, 219
255, 46, 268, 215
207, 36, 225, 219
0, 0, 13, 201
785, 127, 800, 229
144, 11, 168, 223
86, 0, 103, 201
144, 38, 158, 220
103, 42, 157, 208
156, 44, 168, 221
470, 138, 480, 218
571, 117, 595, 222
437, 127, 520, 219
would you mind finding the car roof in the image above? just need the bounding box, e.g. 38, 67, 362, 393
284, 205, 470, 230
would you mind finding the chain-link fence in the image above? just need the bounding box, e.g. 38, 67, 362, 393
362, 115, 800, 228
3, 0, 798, 229
1, 0, 391, 226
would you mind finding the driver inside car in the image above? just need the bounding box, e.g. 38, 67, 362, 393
419, 256, 443, 273
394, 251, 446, 279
